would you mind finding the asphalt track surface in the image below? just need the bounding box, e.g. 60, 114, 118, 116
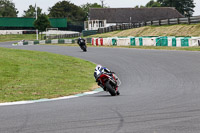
1, 42, 200, 133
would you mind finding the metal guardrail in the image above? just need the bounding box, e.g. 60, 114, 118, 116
98, 16, 200, 34
44, 33, 81, 40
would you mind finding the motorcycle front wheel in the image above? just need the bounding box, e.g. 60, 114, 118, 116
105, 81, 116, 96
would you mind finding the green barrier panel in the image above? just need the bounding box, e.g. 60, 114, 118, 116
23, 41, 28, 45
34, 41, 39, 45
161, 37, 168, 46
130, 38, 136, 46
58, 39, 65, 44
181, 38, 189, 47
112, 38, 117, 46
172, 38, 176, 47
72, 39, 75, 44
139, 37, 143, 46
156, 38, 161, 46
156, 37, 168, 46
82, 30, 98, 37
45, 40, 51, 44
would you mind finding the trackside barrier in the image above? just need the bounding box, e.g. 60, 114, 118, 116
92, 38, 95, 45
13, 39, 76, 46
103, 38, 112, 46
96, 38, 99, 46
156, 37, 168, 46
39, 40, 46, 44
167, 37, 177, 47
92, 38, 104, 46
92, 38, 97, 46
34, 40, 39, 44
27, 41, 34, 45
100, 38, 103, 46
117, 38, 130, 46
143, 38, 156, 46
139, 37, 143, 46
64, 39, 72, 44
130, 38, 136, 46
91, 37, 200, 47
135, 38, 140, 46
51, 39, 58, 44
189, 37, 200, 46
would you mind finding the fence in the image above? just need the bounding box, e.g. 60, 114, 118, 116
98, 16, 200, 34
44, 33, 80, 40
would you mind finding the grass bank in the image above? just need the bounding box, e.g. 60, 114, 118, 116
0, 34, 37, 42
90, 24, 200, 38
0, 47, 96, 103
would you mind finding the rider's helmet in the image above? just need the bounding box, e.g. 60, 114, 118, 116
95, 65, 102, 71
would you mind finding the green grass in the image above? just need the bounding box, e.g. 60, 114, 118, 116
0, 47, 96, 103
88, 23, 200, 38
0, 34, 37, 42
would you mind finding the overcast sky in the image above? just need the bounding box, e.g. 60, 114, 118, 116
12, 0, 200, 17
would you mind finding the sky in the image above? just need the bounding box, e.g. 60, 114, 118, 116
12, 0, 200, 17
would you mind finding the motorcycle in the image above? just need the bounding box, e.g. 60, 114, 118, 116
78, 39, 87, 52
97, 72, 121, 96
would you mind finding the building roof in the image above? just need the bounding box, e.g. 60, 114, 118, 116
89, 7, 184, 23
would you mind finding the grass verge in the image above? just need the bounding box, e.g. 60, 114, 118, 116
0, 47, 96, 103
0, 34, 37, 42
89, 24, 200, 38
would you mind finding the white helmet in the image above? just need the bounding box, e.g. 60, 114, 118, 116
95, 65, 102, 71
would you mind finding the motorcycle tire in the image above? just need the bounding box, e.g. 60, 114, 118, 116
105, 81, 116, 96
83, 47, 87, 52
81, 45, 87, 52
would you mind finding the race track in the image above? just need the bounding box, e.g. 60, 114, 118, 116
1, 43, 200, 133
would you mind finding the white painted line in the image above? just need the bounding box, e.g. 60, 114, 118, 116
0, 88, 103, 106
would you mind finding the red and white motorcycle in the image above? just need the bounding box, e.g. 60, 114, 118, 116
97, 72, 121, 96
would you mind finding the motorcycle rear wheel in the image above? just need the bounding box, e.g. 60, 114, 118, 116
82, 45, 87, 52
105, 81, 116, 96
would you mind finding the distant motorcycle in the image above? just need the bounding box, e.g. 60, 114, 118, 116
78, 38, 87, 52
97, 72, 121, 96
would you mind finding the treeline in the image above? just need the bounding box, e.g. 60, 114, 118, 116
0, 1, 104, 22
0, 0, 196, 32
0, 0, 196, 18
135, 0, 195, 17
0, 0, 105, 31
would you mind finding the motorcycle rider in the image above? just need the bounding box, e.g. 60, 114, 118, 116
77, 37, 85, 46
94, 65, 119, 95
94, 65, 112, 81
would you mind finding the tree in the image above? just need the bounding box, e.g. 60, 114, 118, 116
146, 0, 161, 7
23, 5, 42, 18
0, 0, 18, 17
157, 0, 195, 17
34, 14, 51, 39
81, 3, 103, 20
48, 0, 85, 22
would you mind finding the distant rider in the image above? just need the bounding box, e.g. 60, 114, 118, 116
77, 37, 86, 46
